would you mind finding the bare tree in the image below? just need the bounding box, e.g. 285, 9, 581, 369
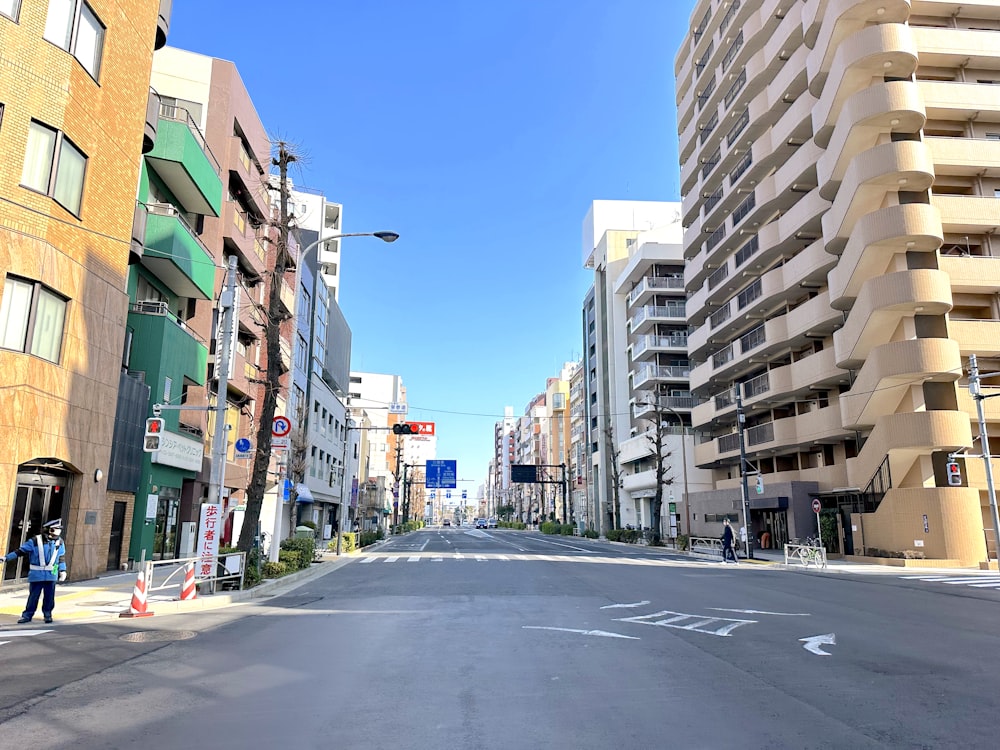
604, 418, 622, 531
285, 402, 309, 537
641, 393, 675, 542
237, 142, 296, 553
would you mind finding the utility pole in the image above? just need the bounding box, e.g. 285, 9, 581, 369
208, 255, 238, 510
968, 354, 1000, 565
561, 462, 568, 524
735, 389, 754, 559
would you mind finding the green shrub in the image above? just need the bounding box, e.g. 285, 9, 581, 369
606, 528, 640, 543
559, 524, 574, 536
279, 536, 315, 568
582, 529, 599, 539
676, 534, 689, 551
244, 549, 262, 588
539, 521, 561, 535
299, 520, 318, 530
261, 561, 288, 578
359, 530, 381, 547
278, 549, 302, 569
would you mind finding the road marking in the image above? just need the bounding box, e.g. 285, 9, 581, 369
498, 555, 509, 561
800, 633, 836, 656
408, 556, 420, 562
968, 582, 1000, 588
615, 610, 756, 637
432, 557, 443, 562
385, 556, 400, 563
0, 629, 52, 637
600, 601, 651, 610
475, 556, 487, 562
359, 557, 376, 564
523, 626, 639, 640
709, 608, 810, 616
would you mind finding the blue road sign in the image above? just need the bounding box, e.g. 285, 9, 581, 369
430, 491, 436, 499
462, 490, 467, 499
446, 491, 451, 499
425, 460, 457, 489
235, 438, 252, 453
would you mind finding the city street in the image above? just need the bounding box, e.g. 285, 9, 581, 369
2, 528, 999, 749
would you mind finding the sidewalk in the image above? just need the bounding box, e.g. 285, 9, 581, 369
0, 551, 354, 627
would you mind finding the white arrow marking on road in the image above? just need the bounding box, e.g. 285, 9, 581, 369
710, 608, 810, 616
600, 601, 651, 609
523, 626, 640, 640
800, 633, 836, 656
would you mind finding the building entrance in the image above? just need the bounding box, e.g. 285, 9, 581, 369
756, 509, 788, 550
152, 488, 180, 560
4, 468, 68, 582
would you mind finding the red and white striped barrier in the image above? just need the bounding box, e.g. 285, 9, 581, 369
120, 569, 154, 618
179, 562, 197, 601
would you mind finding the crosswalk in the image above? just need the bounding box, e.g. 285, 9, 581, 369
899, 574, 1000, 590
0, 628, 51, 649
357, 553, 709, 568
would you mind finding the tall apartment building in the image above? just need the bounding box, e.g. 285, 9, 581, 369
568, 361, 589, 526
1, 1, 168, 581
491, 406, 516, 517
582, 200, 708, 536
676, 0, 1000, 564
545, 363, 576, 523
127, 47, 270, 563
348, 372, 405, 522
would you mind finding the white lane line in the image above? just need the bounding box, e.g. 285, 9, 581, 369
498, 555, 509, 561
408, 556, 420, 562
475, 556, 487, 562
709, 608, 810, 616
419, 540, 429, 551
941, 578, 1000, 585
600, 601, 651, 610
385, 556, 400, 563
968, 582, 1000, 588
359, 557, 376, 564
523, 626, 639, 640
432, 557, 443, 562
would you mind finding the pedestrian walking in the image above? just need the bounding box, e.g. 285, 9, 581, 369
721, 518, 737, 563
3, 520, 67, 624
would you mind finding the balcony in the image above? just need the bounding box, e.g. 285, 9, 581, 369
141, 203, 216, 300
629, 303, 686, 335
833, 269, 953, 369
631, 333, 688, 360
949, 320, 1000, 358
634, 395, 695, 419
632, 364, 692, 389
626, 276, 685, 307
127, 301, 208, 387
146, 104, 222, 217
278, 338, 292, 373
130, 201, 147, 265
934, 195, 1000, 236
143, 89, 160, 155
156, 0, 172, 50
222, 201, 263, 279
279, 279, 295, 317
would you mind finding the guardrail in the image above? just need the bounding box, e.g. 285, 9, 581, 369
784, 543, 827, 569
689, 536, 724, 557
145, 553, 246, 596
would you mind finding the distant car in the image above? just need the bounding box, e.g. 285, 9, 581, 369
443, 519, 451, 526
487, 518, 498, 528
475, 518, 487, 529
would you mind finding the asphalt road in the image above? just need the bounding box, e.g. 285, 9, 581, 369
2, 527, 999, 749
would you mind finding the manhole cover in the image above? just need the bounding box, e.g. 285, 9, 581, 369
119, 630, 197, 643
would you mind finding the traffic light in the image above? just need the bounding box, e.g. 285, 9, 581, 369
393, 423, 416, 435
144, 417, 165, 452
755, 474, 764, 495
946, 461, 962, 486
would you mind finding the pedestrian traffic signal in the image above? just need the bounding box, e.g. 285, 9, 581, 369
946, 461, 962, 486
755, 475, 764, 495
144, 417, 164, 452
393, 423, 416, 435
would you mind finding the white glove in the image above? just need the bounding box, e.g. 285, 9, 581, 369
58, 571, 67, 582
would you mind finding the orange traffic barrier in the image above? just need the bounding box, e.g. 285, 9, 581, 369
179, 562, 197, 601
120, 569, 154, 618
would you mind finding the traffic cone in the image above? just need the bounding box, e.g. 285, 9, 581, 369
120, 569, 154, 618
179, 562, 197, 601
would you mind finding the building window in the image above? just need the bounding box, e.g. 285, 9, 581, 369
44, 0, 105, 80
21, 120, 87, 216
0, 276, 68, 363
1, 0, 21, 21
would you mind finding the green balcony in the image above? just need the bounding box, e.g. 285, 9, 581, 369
146, 105, 222, 217
142, 205, 216, 299
127, 301, 208, 388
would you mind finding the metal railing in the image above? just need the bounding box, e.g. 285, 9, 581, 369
731, 191, 755, 226
700, 111, 719, 144
157, 103, 221, 174
737, 278, 762, 309
713, 344, 734, 369
707, 263, 729, 290
730, 151, 752, 186
743, 371, 770, 398
784, 543, 827, 569
726, 107, 750, 147
724, 68, 747, 110
129, 300, 207, 345
739, 323, 766, 354
746, 421, 774, 446
145, 202, 214, 260
718, 432, 741, 453
710, 301, 732, 329
721, 30, 744, 72
734, 235, 759, 267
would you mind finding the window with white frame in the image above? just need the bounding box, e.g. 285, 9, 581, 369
1, 0, 20, 21
0, 276, 68, 363
21, 120, 87, 216
44, 0, 105, 80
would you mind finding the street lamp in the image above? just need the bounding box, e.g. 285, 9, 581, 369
299, 230, 399, 258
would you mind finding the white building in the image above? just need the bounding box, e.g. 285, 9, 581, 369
348, 372, 406, 520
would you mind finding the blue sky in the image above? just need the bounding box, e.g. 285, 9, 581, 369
170, 0, 689, 491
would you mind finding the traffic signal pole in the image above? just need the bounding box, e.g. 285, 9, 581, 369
736, 389, 753, 559
969, 354, 1000, 566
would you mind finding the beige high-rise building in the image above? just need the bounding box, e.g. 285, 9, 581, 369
677, 0, 1000, 565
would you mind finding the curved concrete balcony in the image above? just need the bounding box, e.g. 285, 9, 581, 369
742, 347, 845, 411
156, 0, 172, 50
622, 469, 657, 496
911, 26, 1000, 71
934, 195, 1000, 236
840, 338, 962, 430
919, 79, 1000, 123
746, 406, 847, 454
847, 409, 973, 491
692, 389, 738, 432
949, 320, 1000, 358
767, 91, 819, 156
834, 269, 953, 369
926, 137, 1000, 180
939, 255, 1000, 296
689, 359, 714, 397
811, 23, 918, 147
620, 431, 656, 465
817, 81, 926, 198
683, 220, 705, 253
821, 140, 935, 254
828, 202, 943, 309
742, 189, 829, 278
807, 0, 911, 86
